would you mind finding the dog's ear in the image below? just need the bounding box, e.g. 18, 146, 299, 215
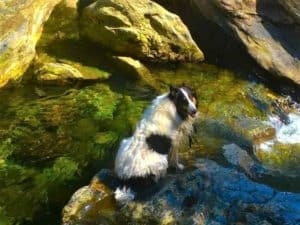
169, 85, 178, 98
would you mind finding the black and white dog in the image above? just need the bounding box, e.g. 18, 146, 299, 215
114, 85, 198, 202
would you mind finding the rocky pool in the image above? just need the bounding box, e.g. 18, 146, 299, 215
0, 0, 300, 224
1, 61, 300, 224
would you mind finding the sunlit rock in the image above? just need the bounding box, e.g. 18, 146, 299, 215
0, 0, 61, 88
62, 173, 116, 225
79, 0, 204, 62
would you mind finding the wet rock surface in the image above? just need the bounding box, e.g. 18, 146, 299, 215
62, 159, 300, 225
0, 0, 61, 88
79, 0, 204, 62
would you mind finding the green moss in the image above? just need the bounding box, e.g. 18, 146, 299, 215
154, 63, 269, 121
256, 143, 300, 175
0, 158, 77, 222
0, 139, 14, 161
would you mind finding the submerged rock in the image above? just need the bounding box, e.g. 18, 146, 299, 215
223, 143, 264, 179
193, 0, 300, 84
79, 0, 204, 62
111, 56, 151, 80
0, 0, 61, 88
62, 159, 300, 225
35, 62, 84, 84
34, 62, 108, 84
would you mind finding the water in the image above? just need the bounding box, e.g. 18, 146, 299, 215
260, 113, 300, 151
1, 62, 300, 224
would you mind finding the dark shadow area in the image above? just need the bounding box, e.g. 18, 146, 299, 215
77, 0, 97, 15
154, 0, 300, 101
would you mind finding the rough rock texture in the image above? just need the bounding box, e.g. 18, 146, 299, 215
62, 170, 116, 225
0, 0, 62, 88
179, 0, 300, 84
62, 159, 300, 225
35, 62, 84, 84
79, 0, 204, 62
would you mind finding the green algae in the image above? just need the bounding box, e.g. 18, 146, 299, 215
0, 82, 149, 224
152, 63, 269, 121
148, 63, 275, 162
256, 143, 300, 176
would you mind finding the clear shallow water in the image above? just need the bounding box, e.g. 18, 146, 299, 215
0, 63, 299, 224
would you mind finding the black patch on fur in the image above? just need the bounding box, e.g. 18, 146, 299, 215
168, 85, 197, 120
122, 175, 164, 201
146, 134, 172, 155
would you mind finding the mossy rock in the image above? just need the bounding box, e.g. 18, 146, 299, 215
0, 0, 61, 88
34, 62, 110, 85
79, 0, 204, 62
255, 143, 300, 176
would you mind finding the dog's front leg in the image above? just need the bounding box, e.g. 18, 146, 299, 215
174, 148, 185, 170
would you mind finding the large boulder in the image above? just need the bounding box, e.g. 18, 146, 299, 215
62, 159, 300, 225
79, 0, 204, 62
0, 0, 62, 88
189, 0, 300, 85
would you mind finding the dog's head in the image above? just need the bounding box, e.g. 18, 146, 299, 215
168, 85, 198, 120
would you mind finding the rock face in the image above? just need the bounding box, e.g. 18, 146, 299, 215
187, 0, 300, 84
62, 159, 300, 225
0, 0, 62, 88
79, 0, 204, 62
279, 0, 300, 24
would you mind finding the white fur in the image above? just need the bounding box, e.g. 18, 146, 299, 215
180, 88, 197, 114
114, 93, 194, 181
114, 186, 135, 203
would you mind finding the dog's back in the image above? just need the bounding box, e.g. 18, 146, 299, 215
115, 94, 181, 180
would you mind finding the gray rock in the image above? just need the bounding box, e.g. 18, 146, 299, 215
223, 143, 258, 177
62, 159, 300, 225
